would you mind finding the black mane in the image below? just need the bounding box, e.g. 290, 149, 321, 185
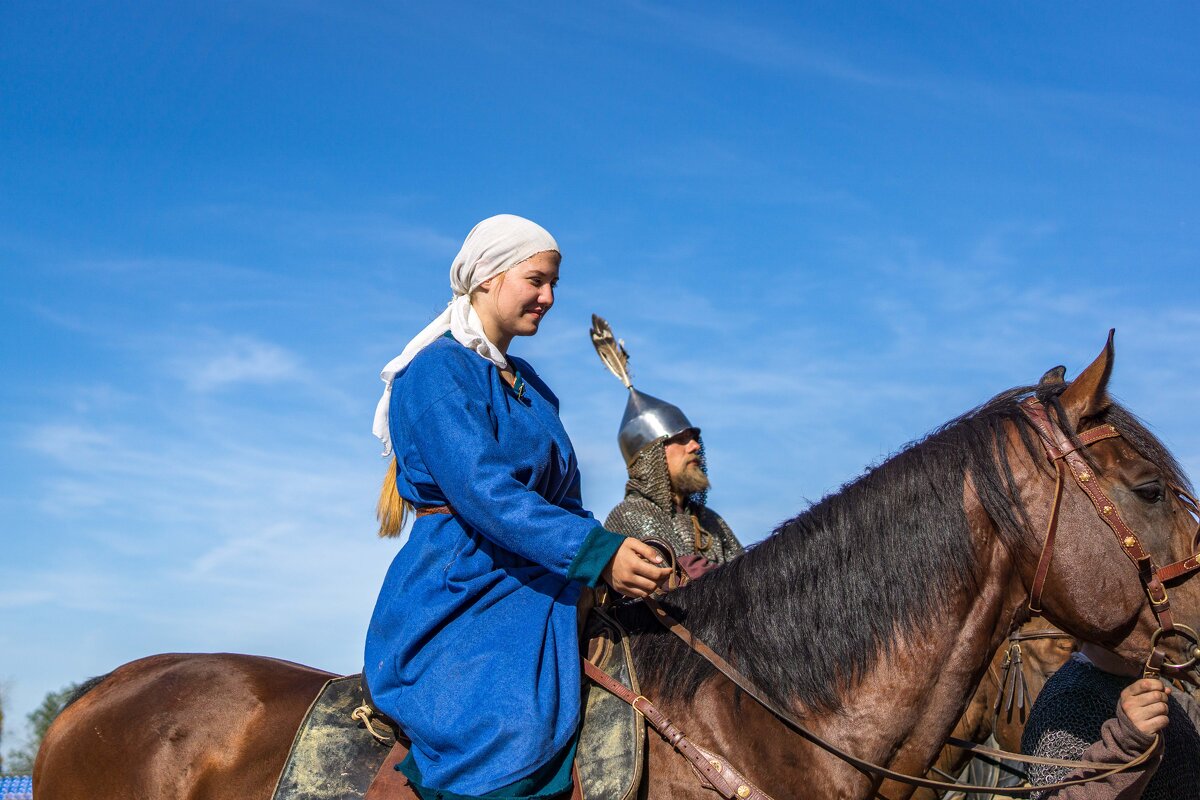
620, 383, 1188, 712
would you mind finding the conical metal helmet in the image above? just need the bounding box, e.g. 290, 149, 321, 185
618, 387, 697, 466
590, 314, 698, 466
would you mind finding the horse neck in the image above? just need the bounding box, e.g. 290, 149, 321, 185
916, 616, 1023, 800
632, 506, 1028, 798
796, 529, 1021, 792
833, 528, 1024, 791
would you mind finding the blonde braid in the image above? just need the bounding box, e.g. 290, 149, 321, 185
376, 457, 412, 538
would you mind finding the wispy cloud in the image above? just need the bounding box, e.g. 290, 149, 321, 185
0, 589, 56, 609
7, 381, 388, 647
174, 335, 304, 392
26, 425, 116, 463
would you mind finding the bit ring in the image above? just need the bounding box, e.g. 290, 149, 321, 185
1150, 623, 1200, 671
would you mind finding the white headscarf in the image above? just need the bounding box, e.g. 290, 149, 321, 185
372, 214, 559, 456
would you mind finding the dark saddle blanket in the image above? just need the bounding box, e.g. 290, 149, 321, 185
270, 609, 644, 800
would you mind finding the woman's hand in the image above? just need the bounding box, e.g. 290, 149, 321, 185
602, 538, 673, 598
1120, 678, 1171, 736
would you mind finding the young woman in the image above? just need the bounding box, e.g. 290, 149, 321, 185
365, 214, 670, 800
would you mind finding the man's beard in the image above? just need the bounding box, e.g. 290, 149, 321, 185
672, 462, 710, 497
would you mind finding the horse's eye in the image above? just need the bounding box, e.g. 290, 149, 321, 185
1133, 481, 1165, 503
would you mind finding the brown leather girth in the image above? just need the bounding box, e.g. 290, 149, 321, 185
612, 599, 1159, 796
582, 660, 773, 800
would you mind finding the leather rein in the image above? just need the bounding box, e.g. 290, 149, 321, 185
588, 395, 1200, 796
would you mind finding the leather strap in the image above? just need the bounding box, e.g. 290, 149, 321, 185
1008, 627, 1072, 643
992, 627, 1071, 727
1157, 555, 1200, 583
1020, 400, 1172, 615
1154, 485, 1200, 583
635, 599, 1158, 795
641, 537, 691, 594
1028, 459, 1065, 612
581, 660, 773, 800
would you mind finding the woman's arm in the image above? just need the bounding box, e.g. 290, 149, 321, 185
408, 390, 623, 585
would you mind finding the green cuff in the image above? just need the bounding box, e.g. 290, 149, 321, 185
566, 526, 626, 587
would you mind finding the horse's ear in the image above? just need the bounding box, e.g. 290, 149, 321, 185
1039, 365, 1067, 386
1059, 330, 1115, 429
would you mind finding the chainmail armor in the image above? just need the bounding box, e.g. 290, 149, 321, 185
603, 438, 743, 564
1021, 654, 1200, 800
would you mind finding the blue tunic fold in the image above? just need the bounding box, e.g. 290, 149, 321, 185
364, 336, 624, 798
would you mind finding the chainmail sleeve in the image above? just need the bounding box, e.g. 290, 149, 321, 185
1021, 655, 1199, 800
1022, 658, 1121, 795
1165, 678, 1200, 733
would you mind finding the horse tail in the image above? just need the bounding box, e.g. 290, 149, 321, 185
59, 673, 113, 717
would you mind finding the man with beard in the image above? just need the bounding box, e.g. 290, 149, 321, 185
590, 316, 743, 573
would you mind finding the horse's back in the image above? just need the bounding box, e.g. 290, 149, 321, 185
35, 652, 334, 800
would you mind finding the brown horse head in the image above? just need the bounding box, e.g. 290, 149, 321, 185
1009, 332, 1200, 669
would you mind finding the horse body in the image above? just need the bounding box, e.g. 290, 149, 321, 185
35, 654, 331, 800
991, 629, 1075, 754
915, 620, 1074, 800
35, 337, 1200, 800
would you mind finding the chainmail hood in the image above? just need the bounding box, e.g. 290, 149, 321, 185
604, 437, 743, 564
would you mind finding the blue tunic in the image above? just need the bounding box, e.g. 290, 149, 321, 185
364, 336, 625, 798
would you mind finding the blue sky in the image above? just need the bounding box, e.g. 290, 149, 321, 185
2, 3, 1198, 745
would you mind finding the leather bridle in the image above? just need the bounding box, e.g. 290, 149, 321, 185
991, 626, 1073, 729
1018, 395, 1200, 673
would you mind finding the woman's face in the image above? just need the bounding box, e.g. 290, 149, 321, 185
476, 250, 560, 340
